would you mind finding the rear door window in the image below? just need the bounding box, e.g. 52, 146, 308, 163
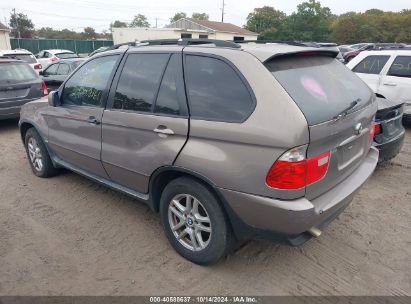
352, 55, 390, 74
154, 54, 187, 116
266, 55, 373, 125
387, 56, 411, 78
113, 53, 169, 112
184, 55, 254, 122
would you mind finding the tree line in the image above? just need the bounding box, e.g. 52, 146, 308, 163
8, 11, 210, 40
245, 0, 411, 43
7, 1, 411, 43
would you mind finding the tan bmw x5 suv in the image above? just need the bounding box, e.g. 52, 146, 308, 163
19, 40, 379, 264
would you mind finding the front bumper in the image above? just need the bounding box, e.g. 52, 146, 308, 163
219, 147, 379, 238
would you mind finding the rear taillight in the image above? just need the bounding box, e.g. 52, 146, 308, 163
41, 81, 48, 96
266, 146, 330, 190
369, 122, 379, 143
34, 63, 42, 70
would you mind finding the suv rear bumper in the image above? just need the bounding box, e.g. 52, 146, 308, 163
0, 106, 21, 119
219, 147, 379, 237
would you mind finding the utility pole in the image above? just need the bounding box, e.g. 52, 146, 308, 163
13, 8, 20, 39
221, 0, 226, 23
155, 18, 158, 28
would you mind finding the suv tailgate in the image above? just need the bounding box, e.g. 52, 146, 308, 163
266, 55, 377, 200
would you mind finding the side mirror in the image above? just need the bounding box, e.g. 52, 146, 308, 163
48, 91, 60, 107
39, 70, 44, 76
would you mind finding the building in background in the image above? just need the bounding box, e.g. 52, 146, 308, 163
0, 22, 11, 50
112, 18, 258, 44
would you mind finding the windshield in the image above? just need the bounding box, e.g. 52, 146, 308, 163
0, 62, 38, 84
266, 55, 373, 125
3, 54, 37, 64
56, 52, 78, 59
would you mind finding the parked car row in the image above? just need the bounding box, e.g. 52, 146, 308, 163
339, 43, 410, 63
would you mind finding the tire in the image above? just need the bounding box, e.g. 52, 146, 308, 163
159, 177, 234, 265
24, 128, 58, 178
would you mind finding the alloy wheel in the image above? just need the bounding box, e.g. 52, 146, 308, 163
27, 137, 43, 172
168, 193, 212, 251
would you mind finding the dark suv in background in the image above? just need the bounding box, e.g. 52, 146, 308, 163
19, 40, 379, 264
0, 58, 48, 120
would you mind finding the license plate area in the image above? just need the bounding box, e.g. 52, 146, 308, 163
0, 89, 28, 100
337, 135, 365, 170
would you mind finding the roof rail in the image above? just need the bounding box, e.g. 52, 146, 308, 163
141, 38, 241, 48
236, 40, 321, 48
103, 39, 241, 53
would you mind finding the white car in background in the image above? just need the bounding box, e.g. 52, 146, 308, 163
35, 49, 79, 69
347, 50, 411, 122
0, 49, 43, 74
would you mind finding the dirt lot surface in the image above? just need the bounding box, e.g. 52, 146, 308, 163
0, 118, 410, 296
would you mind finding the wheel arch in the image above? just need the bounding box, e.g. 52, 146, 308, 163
149, 167, 221, 211
19, 120, 37, 143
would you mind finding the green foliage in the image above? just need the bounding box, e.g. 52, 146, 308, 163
129, 14, 150, 28
245, 6, 286, 40
191, 13, 209, 20
170, 12, 187, 23
9, 12, 34, 38
245, 1, 411, 44
110, 20, 128, 31
330, 10, 411, 43
36, 27, 109, 40
289, 0, 334, 41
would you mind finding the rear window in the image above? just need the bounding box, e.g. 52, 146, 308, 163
56, 52, 78, 59
3, 53, 37, 64
0, 62, 38, 84
266, 56, 372, 125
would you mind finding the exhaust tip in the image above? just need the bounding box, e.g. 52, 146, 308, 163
307, 227, 322, 238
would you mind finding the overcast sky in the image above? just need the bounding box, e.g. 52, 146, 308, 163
1, 0, 411, 32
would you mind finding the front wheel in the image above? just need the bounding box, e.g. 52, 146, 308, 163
24, 128, 58, 178
160, 177, 234, 265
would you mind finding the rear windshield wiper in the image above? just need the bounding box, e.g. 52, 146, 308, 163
333, 98, 361, 120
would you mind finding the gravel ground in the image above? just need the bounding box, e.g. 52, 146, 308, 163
0, 118, 410, 296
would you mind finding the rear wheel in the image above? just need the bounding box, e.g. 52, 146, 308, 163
160, 177, 234, 265
24, 128, 58, 178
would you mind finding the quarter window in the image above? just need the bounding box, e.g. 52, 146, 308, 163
113, 53, 169, 112
185, 55, 254, 122
61, 55, 118, 107
352, 55, 390, 75
387, 56, 411, 78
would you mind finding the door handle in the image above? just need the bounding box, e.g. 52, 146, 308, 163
383, 82, 397, 87
153, 125, 174, 135
87, 116, 100, 125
